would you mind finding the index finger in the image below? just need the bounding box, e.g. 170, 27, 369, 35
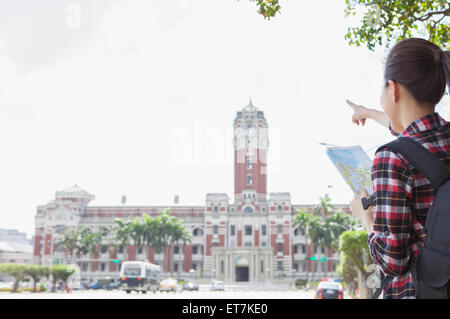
346, 99, 358, 110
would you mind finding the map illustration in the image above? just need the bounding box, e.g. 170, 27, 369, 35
326, 145, 373, 195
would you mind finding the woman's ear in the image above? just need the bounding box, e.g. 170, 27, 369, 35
388, 80, 400, 103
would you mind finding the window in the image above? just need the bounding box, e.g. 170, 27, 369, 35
294, 245, 298, 254
82, 263, 88, 271
277, 225, 283, 234
100, 263, 105, 272
193, 246, 198, 254
260, 260, 264, 273
247, 161, 252, 170
138, 247, 143, 254
213, 206, 219, 213
243, 206, 254, 213
193, 228, 204, 236
174, 264, 178, 272
302, 245, 306, 254
193, 263, 197, 270
245, 225, 252, 236
277, 261, 283, 271
174, 246, 180, 254
230, 225, 235, 236
261, 225, 266, 236
277, 243, 283, 253
221, 261, 224, 274
101, 245, 108, 254
294, 263, 299, 271
118, 245, 124, 254
247, 174, 252, 185
321, 247, 325, 254
213, 225, 219, 234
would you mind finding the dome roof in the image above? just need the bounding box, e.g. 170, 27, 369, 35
55, 184, 95, 202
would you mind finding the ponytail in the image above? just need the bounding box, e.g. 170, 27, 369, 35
442, 51, 450, 94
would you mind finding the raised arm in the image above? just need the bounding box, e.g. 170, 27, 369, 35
346, 99, 389, 129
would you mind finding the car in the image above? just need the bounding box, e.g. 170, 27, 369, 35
211, 280, 225, 291
183, 282, 199, 291
315, 281, 344, 299
87, 280, 98, 290
105, 281, 121, 290
159, 278, 178, 292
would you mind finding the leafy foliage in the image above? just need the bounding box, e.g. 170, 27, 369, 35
345, 0, 450, 50
243, 0, 281, 19
0, 263, 27, 292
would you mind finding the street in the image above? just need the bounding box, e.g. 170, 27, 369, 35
0, 288, 317, 299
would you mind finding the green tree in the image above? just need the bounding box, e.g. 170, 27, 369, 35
113, 218, 133, 261
336, 253, 358, 296
338, 230, 373, 299
293, 209, 312, 282
345, 0, 450, 50
50, 265, 76, 292
314, 193, 334, 218
242, 0, 281, 20
57, 229, 80, 264
306, 216, 323, 280
24, 265, 49, 293
0, 264, 28, 292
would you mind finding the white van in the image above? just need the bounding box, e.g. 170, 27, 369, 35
119, 261, 161, 293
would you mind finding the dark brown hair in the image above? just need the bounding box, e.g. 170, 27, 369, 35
384, 38, 450, 106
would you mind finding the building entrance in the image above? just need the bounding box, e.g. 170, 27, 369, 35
235, 266, 249, 282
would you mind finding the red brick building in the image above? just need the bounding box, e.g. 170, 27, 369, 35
33, 100, 350, 282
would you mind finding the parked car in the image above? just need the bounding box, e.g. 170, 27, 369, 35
159, 278, 178, 292
105, 281, 121, 290
86, 280, 98, 290
211, 280, 225, 291
183, 282, 199, 291
315, 281, 343, 299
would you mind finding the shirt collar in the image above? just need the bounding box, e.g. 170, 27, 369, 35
399, 112, 447, 137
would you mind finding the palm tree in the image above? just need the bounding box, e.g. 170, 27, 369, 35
314, 193, 334, 218
293, 209, 311, 282
58, 229, 80, 264
113, 218, 132, 261
129, 217, 146, 260
306, 216, 323, 280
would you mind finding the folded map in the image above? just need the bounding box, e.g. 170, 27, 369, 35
326, 145, 373, 195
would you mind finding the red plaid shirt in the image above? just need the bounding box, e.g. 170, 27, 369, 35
369, 112, 450, 299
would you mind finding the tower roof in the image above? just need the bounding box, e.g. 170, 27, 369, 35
243, 96, 257, 112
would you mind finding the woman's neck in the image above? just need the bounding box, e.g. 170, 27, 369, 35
398, 99, 435, 132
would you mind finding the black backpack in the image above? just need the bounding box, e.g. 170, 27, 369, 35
372, 136, 450, 299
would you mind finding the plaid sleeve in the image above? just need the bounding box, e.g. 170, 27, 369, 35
368, 148, 415, 277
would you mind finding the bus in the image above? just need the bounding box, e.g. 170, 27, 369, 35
119, 261, 161, 293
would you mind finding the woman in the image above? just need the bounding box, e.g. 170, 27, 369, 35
348, 38, 450, 299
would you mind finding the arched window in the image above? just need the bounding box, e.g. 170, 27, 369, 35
193, 228, 204, 236
243, 206, 254, 213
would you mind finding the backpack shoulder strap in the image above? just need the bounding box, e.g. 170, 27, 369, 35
376, 137, 450, 189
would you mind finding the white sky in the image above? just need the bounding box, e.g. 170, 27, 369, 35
0, 0, 449, 238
